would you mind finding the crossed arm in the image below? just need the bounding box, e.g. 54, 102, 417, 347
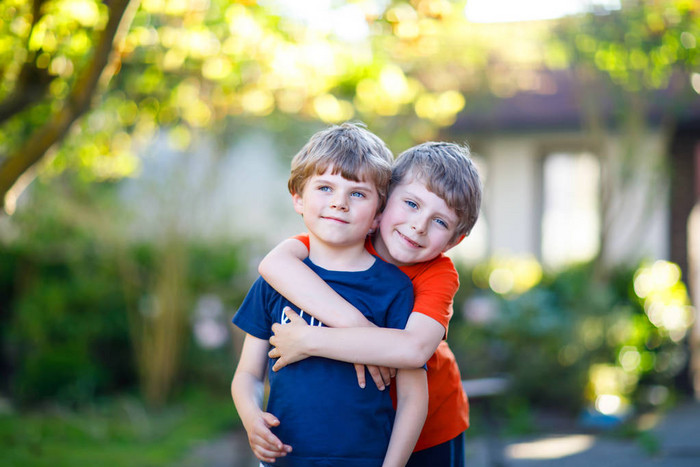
258, 238, 446, 375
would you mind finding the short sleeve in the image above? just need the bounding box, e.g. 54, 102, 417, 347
232, 277, 274, 340
411, 257, 459, 334
291, 233, 310, 250
385, 282, 415, 331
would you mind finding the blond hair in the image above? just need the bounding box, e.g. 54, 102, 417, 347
392, 142, 482, 240
288, 122, 394, 210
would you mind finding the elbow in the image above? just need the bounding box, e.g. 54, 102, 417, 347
401, 344, 433, 369
257, 254, 272, 278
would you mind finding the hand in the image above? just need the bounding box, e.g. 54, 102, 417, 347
246, 412, 292, 463
354, 364, 395, 390
269, 307, 311, 371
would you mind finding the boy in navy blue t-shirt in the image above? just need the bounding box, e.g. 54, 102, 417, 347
231, 123, 428, 467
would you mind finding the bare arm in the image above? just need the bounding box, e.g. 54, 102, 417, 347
269, 308, 445, 370
382, 368, 428, 467
258, 238, 373, 328
231, 335, 292, 463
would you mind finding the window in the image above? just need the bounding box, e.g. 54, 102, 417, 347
541, 152, 600, 268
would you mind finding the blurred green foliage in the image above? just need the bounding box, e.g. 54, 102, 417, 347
449, 259, 692, 416
0, 389, 239, 467
0, 177, 253, 406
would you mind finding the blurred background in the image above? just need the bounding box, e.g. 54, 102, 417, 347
1, 0, 699, 465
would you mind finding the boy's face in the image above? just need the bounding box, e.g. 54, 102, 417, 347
292, 167, 380, 248
373, 177, 460, 266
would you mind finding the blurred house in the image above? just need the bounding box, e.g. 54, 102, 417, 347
446, 69, 700, 280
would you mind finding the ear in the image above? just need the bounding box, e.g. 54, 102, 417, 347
443, 234, 466, 252
292, 192, 304, 215
368, 213, 382, 235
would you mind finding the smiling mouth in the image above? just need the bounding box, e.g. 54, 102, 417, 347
397, 231, 422, 248
322, 216, 349, 224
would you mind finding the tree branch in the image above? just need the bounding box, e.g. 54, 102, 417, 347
0, 0, 140, 213
0, 0, 52, 124
0, 63, 53, 125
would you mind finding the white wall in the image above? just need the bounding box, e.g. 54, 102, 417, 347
463, 129, 670, 268
120, 130, 305, 250
477, 136, 541, 257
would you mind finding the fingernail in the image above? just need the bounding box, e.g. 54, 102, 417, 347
360, 383, 365, 388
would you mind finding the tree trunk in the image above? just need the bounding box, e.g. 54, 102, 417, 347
0, 0, 140, 213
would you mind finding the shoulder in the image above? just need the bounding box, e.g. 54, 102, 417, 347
241, 276, 281, 304
373, 257, 413, 288
413, 254, 459, 290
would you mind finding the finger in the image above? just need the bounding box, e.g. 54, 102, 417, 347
260, 414, 293, 453
390, 367, 397, 379
283, 306, 302, 322
354, 363, 367, 389
255, 438, 291, 456
367, 365, 385, 391
261, 412, 280, 427
272, 357, 287, 372
379, 366, 392, 386
250, 431, 285, 459
268, 347, 280, 359
254, 446, 286, 463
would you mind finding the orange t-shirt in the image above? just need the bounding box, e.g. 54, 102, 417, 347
291, 234, 469, 451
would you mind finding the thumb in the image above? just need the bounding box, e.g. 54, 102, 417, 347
261, 412, 280, 427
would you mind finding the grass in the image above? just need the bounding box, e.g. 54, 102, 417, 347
0, 389, 241, 467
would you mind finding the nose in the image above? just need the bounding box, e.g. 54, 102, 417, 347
330, 193, 349, 211
411, 215, 428, 234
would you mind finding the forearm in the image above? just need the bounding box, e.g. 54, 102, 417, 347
304, 313, 444, 368
231, 370, 265, 433
382, 369, 428, 467
258, 239, 371, 327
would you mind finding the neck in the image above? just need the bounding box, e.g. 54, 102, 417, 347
307, 235, 374, 271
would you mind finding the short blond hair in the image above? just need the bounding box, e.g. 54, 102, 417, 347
392, 142, 482, 241
288, 122, 394, 210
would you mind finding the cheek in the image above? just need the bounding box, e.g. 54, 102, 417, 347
378, 213, 395, 230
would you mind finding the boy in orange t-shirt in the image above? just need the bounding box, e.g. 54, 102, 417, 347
259, 141, 482, 466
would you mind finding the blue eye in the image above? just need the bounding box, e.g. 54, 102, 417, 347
435, 218, 448, 228
350, 192, 365, 198
319, 186, 331, 192
405, 200, 417, 209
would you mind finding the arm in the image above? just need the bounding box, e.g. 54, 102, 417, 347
382, 368, 428, 467
258, 238, 373, 328
231, 335, 292, 463
260, 238, 395, 389
269, 259, 459, 369
270, 308, 445, 369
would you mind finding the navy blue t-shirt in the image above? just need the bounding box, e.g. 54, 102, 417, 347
233, 257, 414, 467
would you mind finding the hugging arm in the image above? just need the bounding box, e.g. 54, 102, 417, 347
270, 308, 445, 369
382, 367, 428, 467
231, 335, 292, 463
258, 238, 372, 327
259, 238, 394, 388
